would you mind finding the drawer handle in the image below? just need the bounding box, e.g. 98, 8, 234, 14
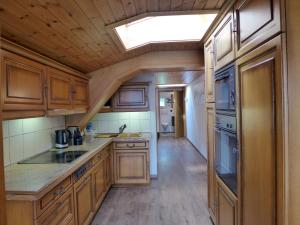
126, 143, 135, 148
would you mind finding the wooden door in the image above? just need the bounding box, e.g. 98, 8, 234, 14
1, 50, 46, 112
114, 150, 149, 185
204, 38, 215, 103
113, 83, 149, 111
72, 78, 88, 109
206, 103, 216, 222
36, 188, 75, 225
236, 36, 284, 225
92, 160, 106, 211
174, 90, 184, 138
234, 0, 282, 57
213, 10, 235, 71
47, 67, 72, 110
217, 178, 238, 225
74, 173, 94, 225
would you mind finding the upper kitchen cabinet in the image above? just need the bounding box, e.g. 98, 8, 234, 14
213, 10, 236, 71
47, 67, 73, 110
1, 50, 46, 119
47, 67, 89, 113
234, 0, 282, 57
204, 38, 215, 103
113, 83, 149, 112
71, 77, 89, 110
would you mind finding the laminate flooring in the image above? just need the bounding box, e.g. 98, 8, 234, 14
91, 137, 212, 225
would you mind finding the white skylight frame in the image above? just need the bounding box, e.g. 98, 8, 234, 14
113, 13, 217, 51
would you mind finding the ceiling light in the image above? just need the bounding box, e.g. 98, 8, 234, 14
114, 14, 217, 50
157, 84, 188, 88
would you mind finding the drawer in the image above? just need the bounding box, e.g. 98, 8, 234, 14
37, 176, 72, 217
113, 141, 149, 150
92, 146, 111, 165
36, 188, 75, 225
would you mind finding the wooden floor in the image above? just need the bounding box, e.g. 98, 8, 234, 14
91, 137, 212, 225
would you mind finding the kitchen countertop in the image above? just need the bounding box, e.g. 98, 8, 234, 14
5, 138, 113, 199
5, 132, 151, 200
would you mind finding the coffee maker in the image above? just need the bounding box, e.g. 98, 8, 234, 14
67, 126, 83, 146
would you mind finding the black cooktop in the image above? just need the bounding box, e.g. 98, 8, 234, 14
18, 150, 88, 164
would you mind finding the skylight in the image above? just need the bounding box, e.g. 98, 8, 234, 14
114, 14, 217, 50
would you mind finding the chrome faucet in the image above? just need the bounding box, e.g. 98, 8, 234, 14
119, 124, 127, 134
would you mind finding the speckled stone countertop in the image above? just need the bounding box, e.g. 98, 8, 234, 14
5, 133, 151, 200
5, 138, 112, 199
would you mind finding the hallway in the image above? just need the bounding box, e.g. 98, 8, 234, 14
91, 137, 212, 225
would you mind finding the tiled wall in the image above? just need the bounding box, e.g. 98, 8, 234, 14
2, 117, 65, 166
90, 112, 152, 133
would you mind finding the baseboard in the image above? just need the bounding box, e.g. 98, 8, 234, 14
186, 138, 207, 162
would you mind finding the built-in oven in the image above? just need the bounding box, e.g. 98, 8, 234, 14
215, 113, 238, 195
215, 63, 236, 112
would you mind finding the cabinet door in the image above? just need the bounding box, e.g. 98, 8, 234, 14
216, 178, 238, 225
47, 67, 72, 110
105, 152, 112, 190
236, 36, 284, 225
213, 10, 235, 71
36, 188, 75, 225
234, 0, 281, 57
113, 84, 149, 111
114, 150, 149, 185
204, 38, 215, 103
72, 78, 88, 109
1, 50, 46, 111
92, 160, 106, 211
206, 103, 216, 222
74, 174, 94, 225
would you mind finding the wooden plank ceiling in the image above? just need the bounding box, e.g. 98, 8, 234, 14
0, 0, 225, 73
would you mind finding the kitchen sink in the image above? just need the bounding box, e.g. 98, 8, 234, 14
117, 133, 142, 138
95, 133, 119, 138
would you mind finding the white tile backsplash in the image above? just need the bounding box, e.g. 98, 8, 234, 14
2, 116, 65, 166
91, 112, 151, 133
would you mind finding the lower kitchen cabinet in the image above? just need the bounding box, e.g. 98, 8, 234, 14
74, 173, 94, 225
113, 141, 150, 185
216, 177, 238, 225
105, 152, 113, 190
92, 160, 106, 211
36, 188, 75, 225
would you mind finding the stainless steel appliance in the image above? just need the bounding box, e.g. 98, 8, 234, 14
215, 63, 236, 112
215, 113, 238, 194
55, 129, 71, 149
214, 63, 238, 195
18, 150, 88, 164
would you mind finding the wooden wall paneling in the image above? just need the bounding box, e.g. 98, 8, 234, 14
236, 35, 285, 225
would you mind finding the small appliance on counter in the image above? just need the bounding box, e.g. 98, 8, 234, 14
55, 129, 70, 149
67, 126, 83, 146
67, 126, 83, 145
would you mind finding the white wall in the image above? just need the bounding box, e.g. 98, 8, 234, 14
2, 117, 65, 166
185, 75, 207, 158
90, 73, 158, 177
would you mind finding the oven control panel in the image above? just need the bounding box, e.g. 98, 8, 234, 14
73, 160, 93, 182
215, 113, 236, 132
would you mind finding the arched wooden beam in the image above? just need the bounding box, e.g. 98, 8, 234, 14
67, 50, 204, 129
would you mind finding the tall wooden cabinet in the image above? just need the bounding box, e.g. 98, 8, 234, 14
236, 36, 284, 225
206, 103, 216, 223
